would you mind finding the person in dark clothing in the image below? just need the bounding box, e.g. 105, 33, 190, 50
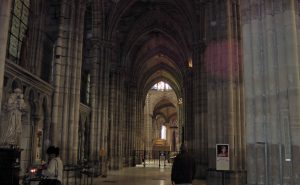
171, 143, 196, 185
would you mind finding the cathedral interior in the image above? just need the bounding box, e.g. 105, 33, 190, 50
0, 0, 300, 185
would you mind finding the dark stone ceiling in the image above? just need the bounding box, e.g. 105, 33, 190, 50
105, 0, 200, 98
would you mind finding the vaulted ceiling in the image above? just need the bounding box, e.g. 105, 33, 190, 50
106, 0, 199, 99
153, 98, 177, 125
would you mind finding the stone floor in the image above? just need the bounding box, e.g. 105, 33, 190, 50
94, 166, 207, 185
27, 161, 206, 185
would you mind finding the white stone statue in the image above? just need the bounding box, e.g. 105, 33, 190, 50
0, 88, 27, 146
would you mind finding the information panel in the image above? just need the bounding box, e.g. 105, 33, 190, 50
216, 144, 229, 171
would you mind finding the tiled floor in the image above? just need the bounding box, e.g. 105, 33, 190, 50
93, 166, 206, 185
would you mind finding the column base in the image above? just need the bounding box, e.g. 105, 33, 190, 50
195, 163, 208, 179
206, 169, 247, 185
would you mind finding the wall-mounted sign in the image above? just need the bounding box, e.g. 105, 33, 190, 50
216, 144, 229, 171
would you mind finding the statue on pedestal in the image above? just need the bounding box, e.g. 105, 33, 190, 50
0, 88, 27, 147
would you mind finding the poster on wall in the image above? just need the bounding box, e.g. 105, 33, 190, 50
216, 144, 229, 171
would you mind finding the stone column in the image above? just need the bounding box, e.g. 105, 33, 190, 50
126, 83, 137, 166
124, 83, 131, 166
51, 0, 86, 163
132, 87, 137, 153
89, 42, 100, 161
240, 0, 300, 184
70, 1, 86, 163
119, 77, 125, 168
100, 44, 111, 161
204, 1, 245, 184
144, 95, 152, 150
51, 0, 70, 151
184, 70, 193, 146
92, 41, 111, 164
89, 0, 104, 162
0, 0, 12, 112
192, 40, 208, 178
108, 66, 123, 169
136, 96, 143, 151
115, 69, 123, 169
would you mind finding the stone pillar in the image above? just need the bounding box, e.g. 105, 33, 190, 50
192, 3, 207, 177
89, 0, 104, 162
124, 83, 131, 166
132, 87, 137, 154
126, 83, 137, 166
90, 41, 112, 165
0, 0, 12, 112
51, 0, 69, 151
70, 1, 86, 163
203, 1, 245, 184
108, 66, 123, 170
136, 96, 143, 151
51, 0, 86, 163
100, 44, 111, 161
89, 43, 100, 161
119, 77, 125, 168
116, 69, 124, 169
144, 95, 152, 151
240, 0, 300, 184
192, 40, 208, 178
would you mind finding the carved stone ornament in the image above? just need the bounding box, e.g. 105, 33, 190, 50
0, 88, 27, 147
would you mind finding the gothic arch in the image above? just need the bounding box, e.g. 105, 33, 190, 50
108, 0, 197, 43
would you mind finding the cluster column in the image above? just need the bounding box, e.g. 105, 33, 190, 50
51, 0, 86, 164
0, 0, 12, 112
201, 1, 245, 184
108, 66, 124, 169
240, 0, 300, 184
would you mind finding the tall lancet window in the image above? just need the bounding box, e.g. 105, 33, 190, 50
8, 0, 30, 62
161, 125, 167, 140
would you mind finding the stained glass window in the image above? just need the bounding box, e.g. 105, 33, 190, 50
151, 81, 172, 91
8, 0, 30, 62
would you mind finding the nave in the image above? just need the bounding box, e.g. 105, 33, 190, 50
93, 167, 206, 185
1, 0, 300, 184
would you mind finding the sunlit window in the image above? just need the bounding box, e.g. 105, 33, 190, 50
161, 125, 167, 140
8, 0, 30, 62
151, 81, 172, 91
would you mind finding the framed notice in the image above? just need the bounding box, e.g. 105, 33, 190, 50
216, 144, 229, 171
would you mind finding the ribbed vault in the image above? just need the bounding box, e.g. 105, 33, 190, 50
153, 100, 177, 124
109, 0, 197, 99
104, 0, 199, 171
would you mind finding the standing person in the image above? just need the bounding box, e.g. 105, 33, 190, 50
171, 143, 196, 185
40, 146, 63, 185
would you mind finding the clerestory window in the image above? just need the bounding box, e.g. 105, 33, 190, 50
8, 0, 30, 62
151, 81, 172, 91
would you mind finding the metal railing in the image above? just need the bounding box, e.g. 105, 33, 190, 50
63, 164, 95, 185
22, 163, 96, 185
133, 150, 179, 167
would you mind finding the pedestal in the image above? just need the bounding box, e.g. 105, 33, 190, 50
0, 147, 21, 185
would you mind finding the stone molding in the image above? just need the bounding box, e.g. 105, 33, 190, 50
5, 60, 53, 96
